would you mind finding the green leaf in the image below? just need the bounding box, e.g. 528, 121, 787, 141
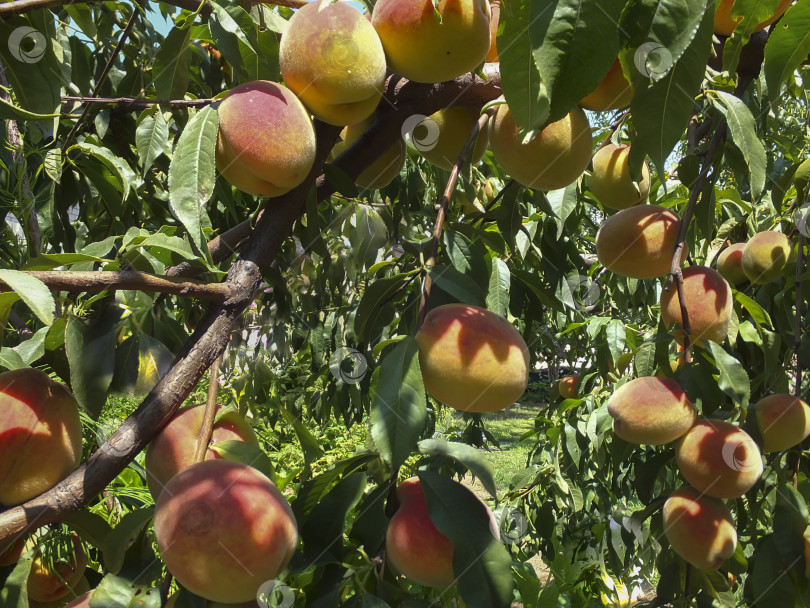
546, 182, 577, 238
211, 440, 276, 485
0, 550, 33, 608
69, 143, 136, 203
153, 26, 191, 100
62, 510, 114, 549
136, 107, 169, 177
279, 405, 324, 472
90, 573, 161, 608
0, 346, 27, 371
735, 291, 773, 327
292, 453, 380, 520
370, 337, 427, 468
704, 341, 750, 408
497, 0, 548, 131
606, 319, 626, 364
65, 311, 118, 418
773, 483, 808, 562
23, 253, 106, 271
0, 94, 58, 121
354, 272, 415, 343
625, 2, 713, 175
102, 507, 155, 575
429, 264, 486, 306
418, 471, 514, 608
168, 105, 219, 257
723, 0, 787, 73
486, 258, 511, 317
418, 439, 497, 497
13, 326, 48, 364
300, 472, 366, 555
0, 269, 54, 325
764, 1, 810, 105
712, 91, 767, 200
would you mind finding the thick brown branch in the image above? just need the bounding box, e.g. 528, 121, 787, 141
0, 271, 231, 301
62, 96, 213, 109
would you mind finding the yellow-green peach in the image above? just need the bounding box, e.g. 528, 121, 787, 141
751, 394, 810, 452
558, 375, 579, 400
580, 58, 634, 112
416, 106, 489, 170
330, 116, 406, 190
741, 230, 791, 284
588, 144, 650, 210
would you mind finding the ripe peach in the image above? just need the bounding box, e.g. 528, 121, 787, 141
660, 266, 733, 346
741, 230, 791, 284
371, 0, 491, 84
675, 419, 763, 499
607, 376, 697, 445
715, 243, 747, 286
485, 0, 499, 62
330, 116, 406, 190
0, 368, 81, 506
595, 204, 684, 279
714, 0, 791, 36
662, 486, 737, 571
580, 58, 633, 112
416, 106, 489, 170
28, 535, 88, 604
751, 394, 810, 452
64, 591, 92, 608
386, 477, 498, 587
31, 576, 90, 608
415, 304, 529, 413
489, 104, 593, 191
145, 403, 258, 500
558, 375, 579, 399
280, 0, 386, 126
154, 460, 298, 604
216, 81, 316, 198
588, 144, 650, 210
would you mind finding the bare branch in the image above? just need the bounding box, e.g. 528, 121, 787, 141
193, 354, 222, 464
62, 96, 213, 109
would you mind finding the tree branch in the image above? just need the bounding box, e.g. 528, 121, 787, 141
62, 96, 213, 109
193, 354, 222, 464
0, 271, 232, 301
0, 0, 307, 18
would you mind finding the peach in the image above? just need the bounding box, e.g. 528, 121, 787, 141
416, 106, 489, 170
662, 486, 737, 571
607, 376, 697, 445
386, 477, 498, 587
145, 403, 258, 500
660, 266, 733, 346
595, 204, 685, 279
64, 591, 93, 608
675, 419, 763, 499
280, 0, 386, 126
580, 58, 633, 112
714, 0, 792, 36
558, 375, 579, 400
415, 304, 529, 413
751, 393, 810, 452
31, 576, 91, 608
216, 81, 316, 198
741, 230, 791, 284
154, 460, 297, 604
28, 535, 88, 604
485, 0, 499, 62
0, 368, 81, 506
715, 243, 747, 286
371, 0, 491, 84
489, 104, 593, 191
330, 115, 406, 190
588, 144, 650, 210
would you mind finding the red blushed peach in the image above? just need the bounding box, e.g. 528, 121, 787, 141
0, 368, 82, 506
663, 486, 737, 571
580, 58, 634, 112
660, 266, 733, 346
386, 477, 498, 587
31, 576, 91, 608
280, 0, 386, 126
558, 375, 579, 400
607, 376, 697, 445
415, 304, 529, 413
64, 591, 93, 608
714, 0, 792, 36
154, 460, 297, 604
28, 535, 88, 604
675, 419, 763, 499
716, 243, 747, 286
489, 104, 593, 191
752, 394, 810, 452
145, 403, 258, 500
216, 81, 316, 198
595, 204, 685, 279
372, 0, 491, 84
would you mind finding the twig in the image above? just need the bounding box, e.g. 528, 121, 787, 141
0, 0, 306, 18
62, 96, 213, 109
416, 110, 493, 330
61, 8, 139, 153
193, 354, 222, 464
596, 109, 630, 152
0, 271, 231, 301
